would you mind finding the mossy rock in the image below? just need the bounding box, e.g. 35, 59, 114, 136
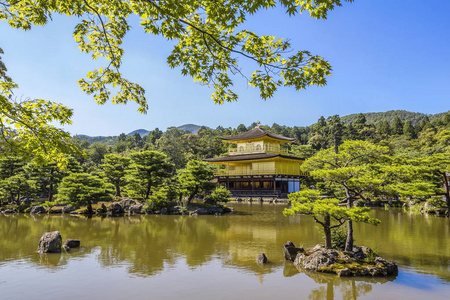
293, 244, 398, 277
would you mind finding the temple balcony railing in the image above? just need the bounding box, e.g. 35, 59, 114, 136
215, 169, 309, 177
228, 145, 288, 155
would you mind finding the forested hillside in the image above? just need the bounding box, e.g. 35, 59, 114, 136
340, 110, 427, 125
1, 110, 449, 213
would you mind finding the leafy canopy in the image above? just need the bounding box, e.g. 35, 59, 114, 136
302, 140, 390, 202
284, 189, 379, 249
1, 0, 354, 111
57, 172, 112, 212
0, 48, 78, 165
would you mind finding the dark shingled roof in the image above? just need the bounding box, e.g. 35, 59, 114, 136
221, 127, 295, 142
204, 153, 304, 163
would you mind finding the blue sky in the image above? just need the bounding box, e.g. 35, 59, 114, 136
1, 0, 449, 136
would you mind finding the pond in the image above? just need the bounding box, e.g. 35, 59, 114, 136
0, 204, 449, 300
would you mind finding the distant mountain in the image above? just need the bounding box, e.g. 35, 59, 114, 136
430, 110, 450, 123
73, 134, 117, 145
177, 124, 204, 134
127, 129, 150, 137
340, 110, 428, 125
127, 124, 204, 137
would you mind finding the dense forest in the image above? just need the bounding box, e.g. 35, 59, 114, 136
1, 110, 449, 214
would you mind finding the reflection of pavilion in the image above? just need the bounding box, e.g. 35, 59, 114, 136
205, 126, 306, 197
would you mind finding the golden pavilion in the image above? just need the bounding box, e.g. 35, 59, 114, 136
204, 126, 306, 198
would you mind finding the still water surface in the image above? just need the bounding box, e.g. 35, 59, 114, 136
0, 204, 449, 300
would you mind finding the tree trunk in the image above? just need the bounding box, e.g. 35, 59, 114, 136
324, 215, 332, 249
345, 220, 354, 251
334, 133, 339, 154
115, 184, 121, 197
49, 168, 54, 202
48, 188, 53, 202
186, 186, 199, 205
344, 186, 354, 251
145, 183, 152, 200
442, 172, 450, 208
87, 203, 93, 215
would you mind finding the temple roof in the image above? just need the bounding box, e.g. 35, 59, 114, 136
204, 153, 304, 163
221, 127, 295, 142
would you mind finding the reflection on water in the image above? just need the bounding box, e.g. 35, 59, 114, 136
0, 204, 449, 299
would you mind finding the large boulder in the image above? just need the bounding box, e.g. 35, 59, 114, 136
352, 245, 375, 260
222, 207, 233, 213
194, 208, 208, 215
207, 206, 224, 214
30, 206, 47, 214
373, 257, 398, 275
62, 206, 75, 214
292, 244, 398, 277
20, 197, 33, 206
38, 231, 62, 253
256, 253, 268, 264
107, 203, 124, 216
300, 248, 338, 270
96, 203, 107, 214
63, 239, 80, 250
129, 203, 143, 214
119, 198, 136, 210
283, 241, 304, 262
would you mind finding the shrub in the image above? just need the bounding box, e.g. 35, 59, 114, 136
207, 186, 230, 205
145, 190, 168, 211
329, 226, 347, 250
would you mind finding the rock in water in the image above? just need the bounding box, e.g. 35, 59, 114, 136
38, 231, 62, 253
283, 241, 304, 262
107, 203, 124, 216
301, 248, 338, 270
63, 239, 81, 250
30, 206, 46, 214
119, 198, 136, 210
129, 203, 143, 214
257, 253, 268, 264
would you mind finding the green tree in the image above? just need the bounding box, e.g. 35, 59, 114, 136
301, 140, 389, 251
88, 142, 110, 165
177, 160, 215, 204
131, 132, 144, 149
0, 156, 36, 204
326, 115, 343, 153
128, 151, 173, 200
208, 185, 231, 205
0, 1, 353, 110
100, 154, 131, 197
308, 116, 328, 150
353, 113, 367, 128
57, 172, 112, 214
156, 127, 189, 170
391, 117, 404, 135
376, 120, 391, 136
25, 156, 82, 201
403, 120, 416, 140
289, 144, 316, 159
0, 156, 24, 179
145, 128, 163, 146
0, 48, 78, 165
388, 153, 450, 207
284, 190, 380, 249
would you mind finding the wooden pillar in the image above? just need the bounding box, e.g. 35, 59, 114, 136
273, 176, 276, 194
252, 177, 254, 194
